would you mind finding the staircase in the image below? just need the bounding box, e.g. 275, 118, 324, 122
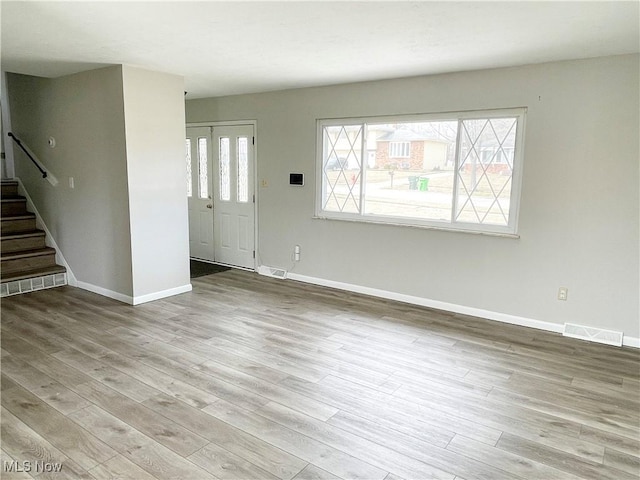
1, 180, 67, 297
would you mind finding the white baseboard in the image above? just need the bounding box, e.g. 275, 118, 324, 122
14, 177, 192, 306
132, 284, 192, 305
623, 336, 640, 348
15, 177, 77, 286
76, 281, 134, 304
286, 272, 639, 349
76, 282, 193, 306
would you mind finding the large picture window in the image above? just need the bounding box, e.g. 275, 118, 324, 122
317, 109, 526, 235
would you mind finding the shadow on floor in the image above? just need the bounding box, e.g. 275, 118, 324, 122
190, 260, 231, 278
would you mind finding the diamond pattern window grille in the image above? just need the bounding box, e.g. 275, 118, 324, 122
322, 125, 363, 214
455, 118, 517, 226
318, 109, 524, 235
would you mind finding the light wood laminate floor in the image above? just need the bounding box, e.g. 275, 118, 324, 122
1, 269, 639, 479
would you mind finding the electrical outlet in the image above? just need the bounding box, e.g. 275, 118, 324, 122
261, 179, 268, 187
558, 287, 568, 301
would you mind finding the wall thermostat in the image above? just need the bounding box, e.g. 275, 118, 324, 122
289, 173, 304, 186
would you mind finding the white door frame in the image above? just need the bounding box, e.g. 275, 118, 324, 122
187, 120, 258, 271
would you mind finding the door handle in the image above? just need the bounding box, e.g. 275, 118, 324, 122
206, 204, 213, 209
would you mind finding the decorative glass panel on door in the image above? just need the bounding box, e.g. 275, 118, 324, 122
197, 137, 208, 199
185, 139, 192, 197
219, 137, 231, 201
237, 137, 248, 203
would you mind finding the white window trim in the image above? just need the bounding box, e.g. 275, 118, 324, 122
389, 141, 410, 158
315, 108, 527, 236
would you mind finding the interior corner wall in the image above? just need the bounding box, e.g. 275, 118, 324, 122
7, 67, 134, 298
186, 54, 640, 340
121, 66, 190, 301
2, 71, 16, 180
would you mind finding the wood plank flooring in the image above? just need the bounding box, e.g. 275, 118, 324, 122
1, 269, 639, 479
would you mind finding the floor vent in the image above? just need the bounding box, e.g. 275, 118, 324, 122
257, 266, 287, 279
1, 272, 67, 298
563, 323, 623, 347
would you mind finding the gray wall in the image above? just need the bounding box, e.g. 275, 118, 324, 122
122, 66, 190, 298
187, 54, 640, 338
8, 65, 190, 302
9, 67, 134, 297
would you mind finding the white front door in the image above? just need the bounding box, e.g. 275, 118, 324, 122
186, 124, 255, 269
212, 125, 255, 269
186, 127, 214, 262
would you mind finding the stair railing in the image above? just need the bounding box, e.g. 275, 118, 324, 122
7, 132, 47, 178
7, 133, 58, 186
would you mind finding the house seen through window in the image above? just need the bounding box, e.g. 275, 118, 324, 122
317, 108, 526, 235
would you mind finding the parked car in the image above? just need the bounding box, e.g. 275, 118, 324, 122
325, 155, 349, 171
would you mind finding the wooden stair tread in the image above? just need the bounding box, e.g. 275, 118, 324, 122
0, 181, 67, 292
1, 264, 66, 283
1, 214, 38, 235
1, 195, 26, 202
1, 247, 56, 260
1, 213, 36, 220
1, 230, 45, 240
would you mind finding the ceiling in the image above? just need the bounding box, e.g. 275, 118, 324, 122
2, 1, 639, 99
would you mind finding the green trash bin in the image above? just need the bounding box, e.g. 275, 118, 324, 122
408, 176, 419, 190
419, 177, 429, 191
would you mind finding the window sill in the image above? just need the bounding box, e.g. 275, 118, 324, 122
312, 215, 520, 239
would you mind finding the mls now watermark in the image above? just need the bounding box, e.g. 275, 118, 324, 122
4, 460, 63, 473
